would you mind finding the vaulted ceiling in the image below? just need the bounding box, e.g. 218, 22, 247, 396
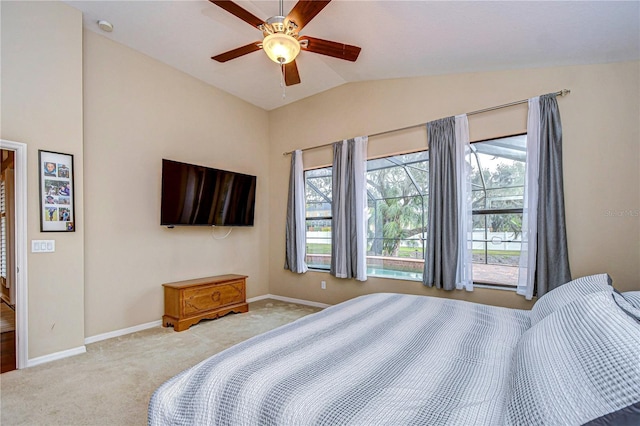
67, 1, 640, 111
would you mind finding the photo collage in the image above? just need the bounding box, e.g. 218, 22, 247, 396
43, 161, 73, 228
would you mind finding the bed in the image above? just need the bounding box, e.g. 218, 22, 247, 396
148, 274, 640, 425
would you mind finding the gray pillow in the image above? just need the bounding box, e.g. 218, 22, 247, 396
530, 273, 612, 325
615, 291, 640, 320
506, 291, 640, 426
622, 291, 640, 310
582, 401, 640, 426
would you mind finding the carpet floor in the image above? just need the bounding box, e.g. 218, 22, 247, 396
0, 299, 322, 425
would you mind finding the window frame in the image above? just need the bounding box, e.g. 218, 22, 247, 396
302, 133, 527, 289
304, 166, 333, 272
469, 133, 526, 288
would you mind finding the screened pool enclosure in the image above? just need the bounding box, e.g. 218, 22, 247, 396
304, 134, 526, 287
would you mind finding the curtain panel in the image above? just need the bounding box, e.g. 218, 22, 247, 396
535, 94, 572, 294
330, 137, 368, 281
518, 94, 571, 299
454, 114, 473, 291
284, 150, 308, 274
423, 117, 459, 290
517, 98, 541, 299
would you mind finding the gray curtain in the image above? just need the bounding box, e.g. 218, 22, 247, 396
284, 150, 307, 273
423, 117, 459, 290
535, 94, 571, 296
330, 139, 367, 280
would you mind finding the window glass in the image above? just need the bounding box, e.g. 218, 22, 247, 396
305, 168, 332, 270
366, 152, 428, 279
471, 135, 526, 287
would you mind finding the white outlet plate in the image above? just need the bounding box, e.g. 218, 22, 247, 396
31, 240, 55, 253
321, 281, 326, 290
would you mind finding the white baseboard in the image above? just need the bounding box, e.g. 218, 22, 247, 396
84, 297, 325, 346
247, 294, 330, 309
79, 295, 327, 347
84, 320, 163, 345
27, 345, 86, 368
26, 298, 324, 368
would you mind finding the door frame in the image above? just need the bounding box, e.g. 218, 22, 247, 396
1, 139, 28, 369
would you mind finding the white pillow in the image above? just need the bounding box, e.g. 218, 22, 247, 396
506, 291, 640, 426
530, 273, 612, 325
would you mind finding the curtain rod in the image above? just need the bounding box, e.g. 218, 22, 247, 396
282, 89, 570, 156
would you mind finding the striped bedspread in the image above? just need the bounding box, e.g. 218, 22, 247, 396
148, 293, 531, 425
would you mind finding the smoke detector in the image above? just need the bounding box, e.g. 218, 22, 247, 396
97, 20, 113, 33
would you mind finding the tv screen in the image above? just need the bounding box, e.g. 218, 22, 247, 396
161, 159, 256, 227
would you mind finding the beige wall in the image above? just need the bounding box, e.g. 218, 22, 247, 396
82, 31, 270, 337
1, 1, 85, 358
268, 61, 640, 308
3, 0, 639, 361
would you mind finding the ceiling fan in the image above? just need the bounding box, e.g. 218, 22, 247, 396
209, 0, 361, 86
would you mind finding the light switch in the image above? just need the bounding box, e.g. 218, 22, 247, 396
31, 240, 55, 253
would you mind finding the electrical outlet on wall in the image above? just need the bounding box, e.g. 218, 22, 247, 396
321, 281, 326, 290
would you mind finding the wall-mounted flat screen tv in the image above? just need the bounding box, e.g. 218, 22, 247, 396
161, 159, 256, 227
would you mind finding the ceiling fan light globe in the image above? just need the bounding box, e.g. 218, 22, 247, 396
263, 33, 300, 65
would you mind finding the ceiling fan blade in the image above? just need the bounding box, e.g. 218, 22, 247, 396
300, 36, 361, 62
209, 0, 264, 28
286, 0, 331, 31
211, 42, 262, 62
283, 61, 301, 86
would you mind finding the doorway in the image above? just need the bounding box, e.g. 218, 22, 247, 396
0, 140, 28, 371
1, 149, 16, 372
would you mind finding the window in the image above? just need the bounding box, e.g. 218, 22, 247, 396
470, 135, 525, 287
305, 167, 332, 270
305, 152, 429, 280
366, 152, 428, 280
303, 134, 525, 287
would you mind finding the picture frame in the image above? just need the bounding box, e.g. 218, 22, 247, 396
38, 150, 75, 232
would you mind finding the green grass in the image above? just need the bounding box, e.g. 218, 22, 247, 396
308, 243, 519, 258
473, 249, 520, 257
307, 243, 331, 254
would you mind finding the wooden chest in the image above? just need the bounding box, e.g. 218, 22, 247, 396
162, 274, 248, 332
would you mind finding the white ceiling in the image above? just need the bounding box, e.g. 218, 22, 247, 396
66, 1, 640, 111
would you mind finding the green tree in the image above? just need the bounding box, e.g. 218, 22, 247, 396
367, 160, 428, 257
471, 156, 525, 235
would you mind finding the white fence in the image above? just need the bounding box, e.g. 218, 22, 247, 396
471, 231, 521, 252
308, 230, 521, 252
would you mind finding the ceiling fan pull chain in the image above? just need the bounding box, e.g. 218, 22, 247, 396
281, 64, 286, 99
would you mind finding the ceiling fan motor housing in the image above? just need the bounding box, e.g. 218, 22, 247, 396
261, 16, 298, 38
